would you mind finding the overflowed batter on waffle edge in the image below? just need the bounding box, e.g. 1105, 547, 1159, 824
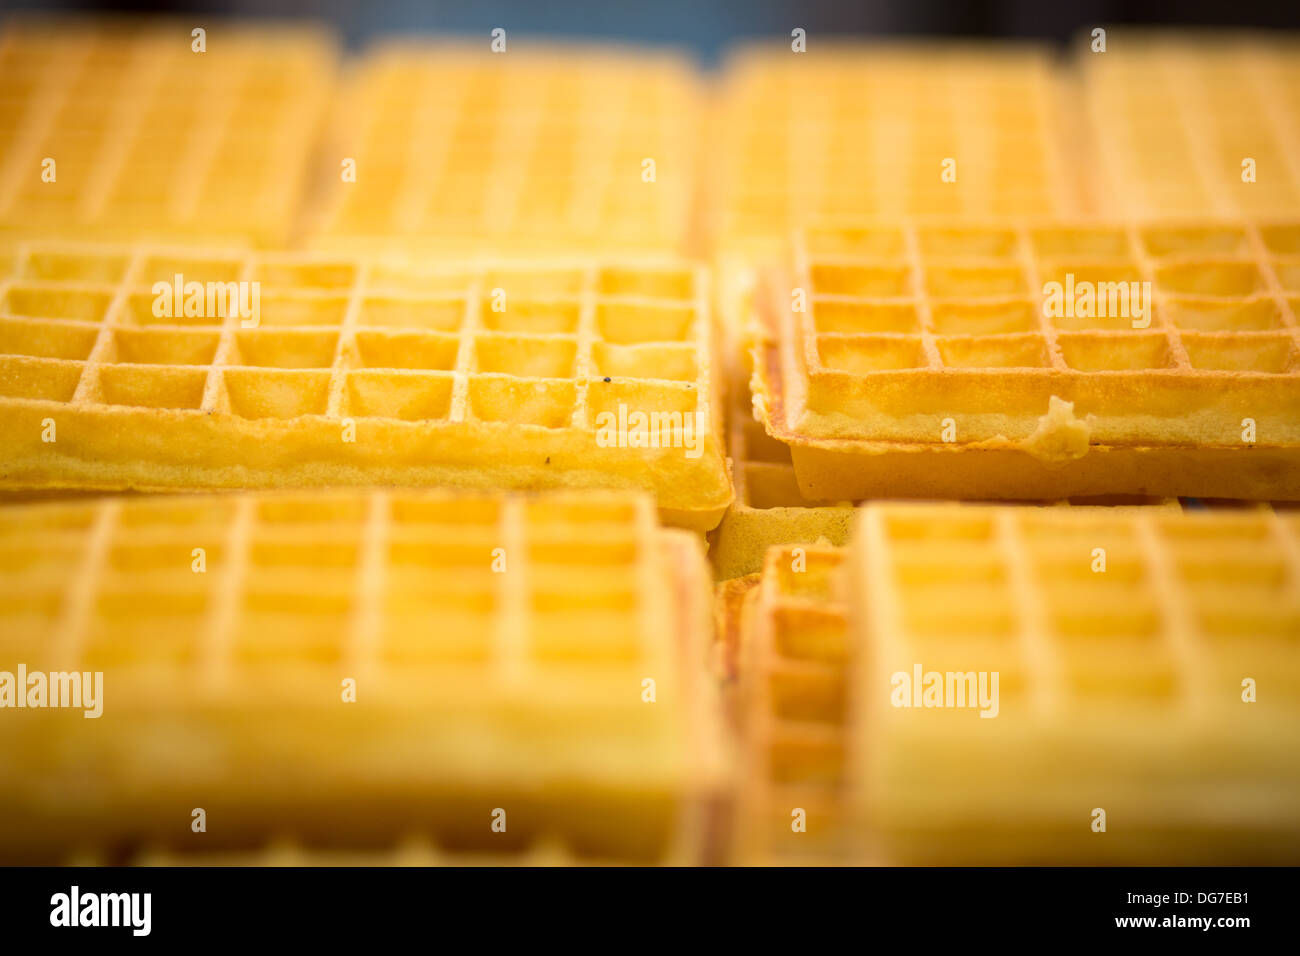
752, 220, 1300, 502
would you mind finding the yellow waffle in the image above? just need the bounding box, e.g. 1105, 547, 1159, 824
848, 502, 1300, 864
0, 16, 335, 249
709, 276, 1170, 579
307, 41, 700, 256
0, 489, 724, 864
1082, 31, 1300, 218
0, 241, 732, 530
731, 543, 852, 864
708, 267, 852, 580
713, 42, 1086, 257
754, 220, 1300, 501
713, 573, 759, 685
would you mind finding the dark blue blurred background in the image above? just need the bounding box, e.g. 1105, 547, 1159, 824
7, 0, 1299, 63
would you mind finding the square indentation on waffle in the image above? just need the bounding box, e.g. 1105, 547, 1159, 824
1159, 296, 1286, 331
1, 283, 114, 322
109, 328, 220, 366
816, 335, 928, 374
1030, 226, 1133, 260
847, 502, 1300, 863
936, 333, 1052, 369
1181, 332, 1297, 374
359, 294, 467, 332
0, 489, 720, 863
1154, 260, 1267, 297
95, 364, 209, 411
1056, 331, 1176, 372
224, 368, 333, 419
770, 221, 1300, 446
0, 317, 99, 360
0, 17, 336, 245
1037, 261, 1154, 331
18, 247, 131, 283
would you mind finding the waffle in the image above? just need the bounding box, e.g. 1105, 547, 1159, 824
713, 573, 759, 686
1082, 31, 1300, 219
754, 220, 1300, 501
0, 16, 335, 249
731, 543, 853, 865
0, 241, 732, 531
848, 502, 1300, 864
713, 42, 1085, 257
307, 41, 700, 256
0, 489, 724, 864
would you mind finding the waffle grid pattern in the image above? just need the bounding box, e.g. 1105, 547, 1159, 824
714, 44, 1085, 252
0, 242, 730, 526
1083, 34, 1300, 218
733, 543, 852, 864
0, 17, 333, 247
850, 503, 1300, 863
0, 489, 719, 863
309, 43, 699, 255
781, 220, 1300, 445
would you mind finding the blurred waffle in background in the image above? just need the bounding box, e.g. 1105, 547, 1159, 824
306, 42, 701, 257
1081, 31, 1300, 218
0, 16, 336, 250
711, 41, 1088, 261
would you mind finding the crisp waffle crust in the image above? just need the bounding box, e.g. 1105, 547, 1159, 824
0, 243, 732, 530
0, 488, 724, 864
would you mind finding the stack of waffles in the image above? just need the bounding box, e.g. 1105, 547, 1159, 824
722, 505, 1300, 864
0, 13, 1297, 866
